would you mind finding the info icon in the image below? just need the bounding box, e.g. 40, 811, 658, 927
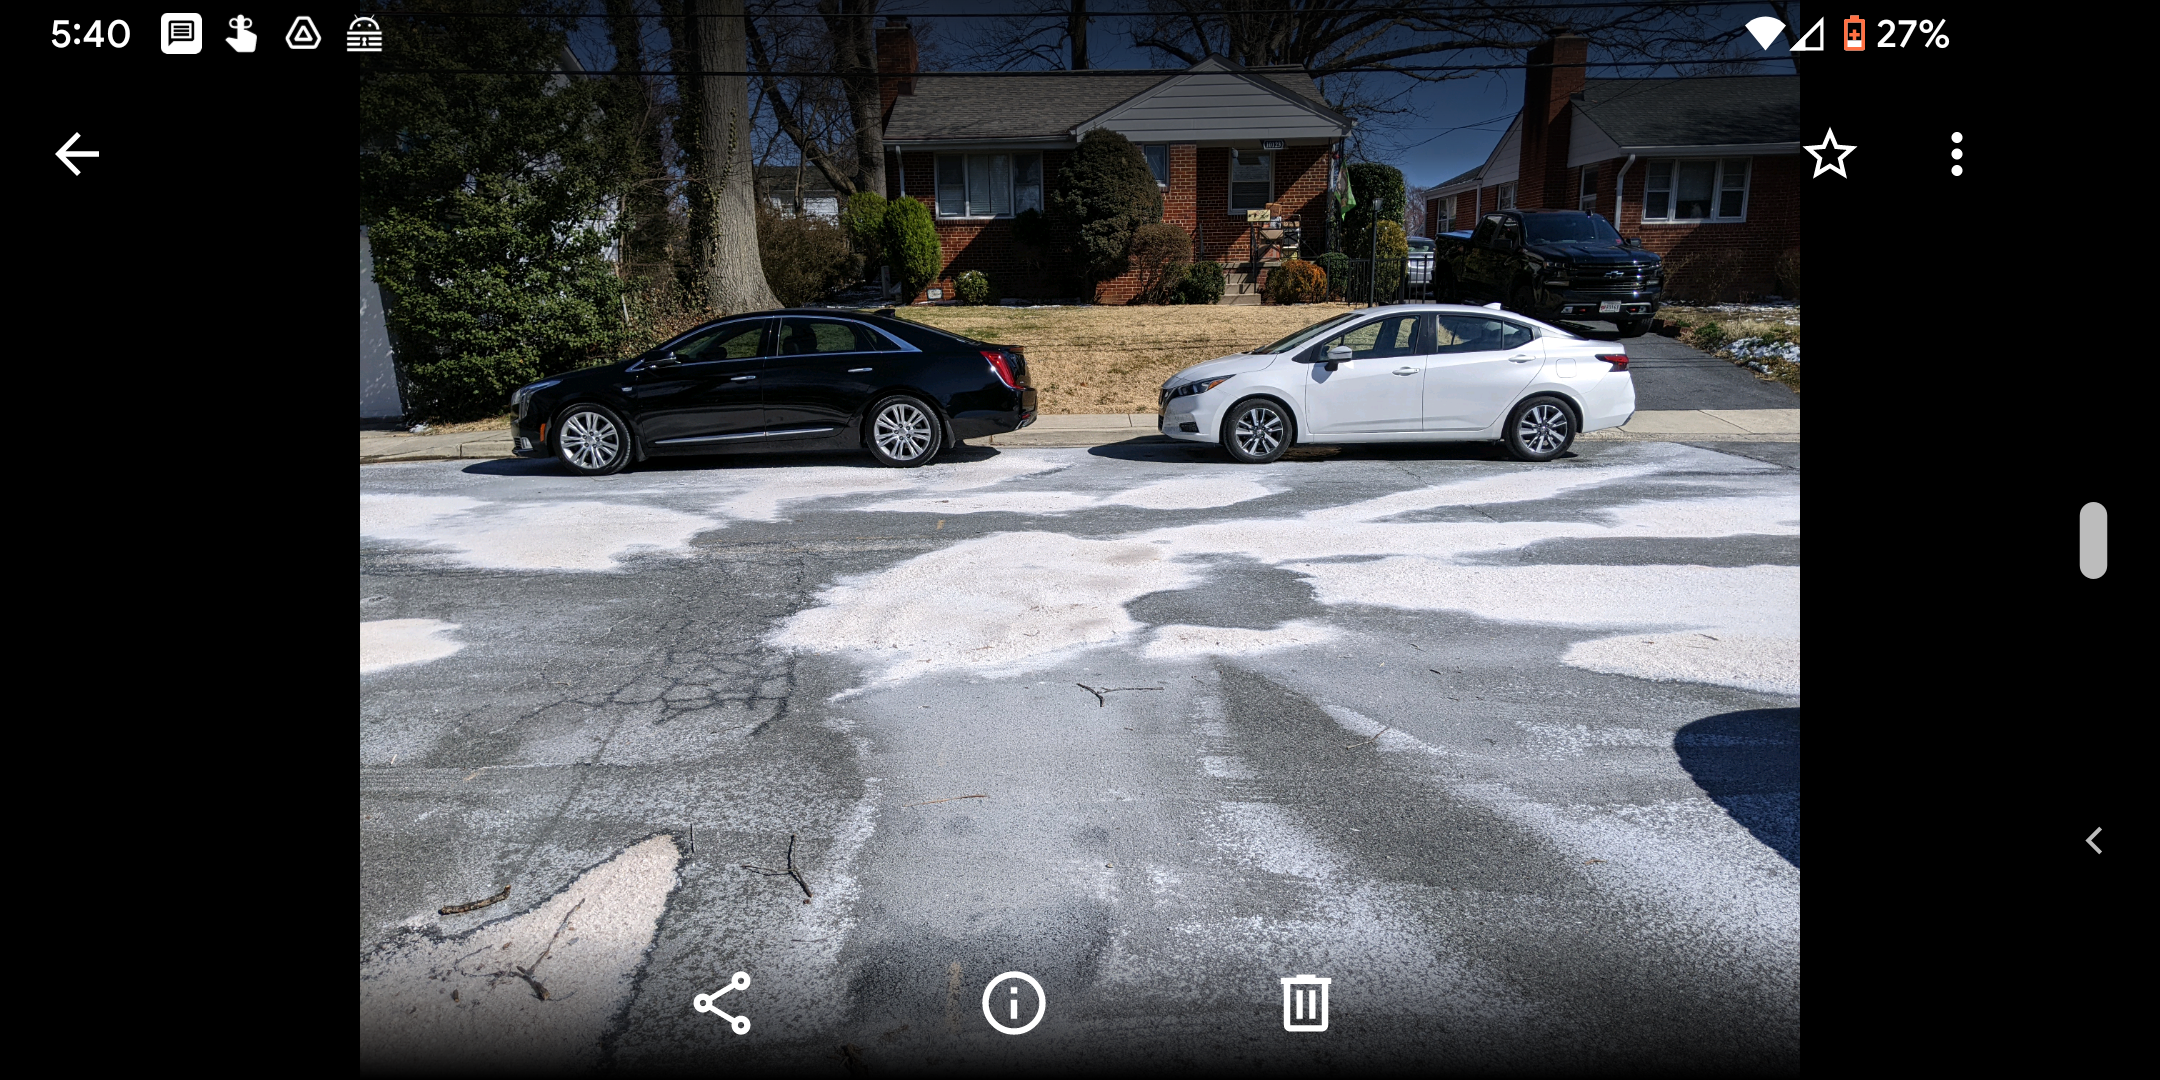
161, 13, 203, 54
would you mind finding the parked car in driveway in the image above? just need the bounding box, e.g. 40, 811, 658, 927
510, 309, 1037, 475
1432, 209, 1663, 337
1407, 236, 1434, 285
1157, 303, 1633, 464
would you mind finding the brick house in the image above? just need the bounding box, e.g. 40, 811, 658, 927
875, 17, 1354, 304
1424, 35, 1801, 300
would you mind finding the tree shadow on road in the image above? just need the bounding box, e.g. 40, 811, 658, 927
1674, 708, 1800, 868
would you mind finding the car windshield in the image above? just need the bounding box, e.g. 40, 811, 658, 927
1409, 239, 1433, 252
1252, 312, 1361, 354
1522, 213, 1622, 245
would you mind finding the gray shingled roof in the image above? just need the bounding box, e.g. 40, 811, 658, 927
884, 67, 1333, 142
1436, 164, 1484, 188
1576, 76, 1799, 147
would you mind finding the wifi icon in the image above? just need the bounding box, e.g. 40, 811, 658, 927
1746, 16, 1787, 50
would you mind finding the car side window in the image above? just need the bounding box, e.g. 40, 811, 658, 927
673, 320, 767, 362
1497, 320, 1536, 350
1320, 315, 1420, 360
1433, 315, 1518, 354
1470, 216, 1499, 246
779, 318, 879, 356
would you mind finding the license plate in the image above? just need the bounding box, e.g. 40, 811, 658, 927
1598, 301, 1621, 313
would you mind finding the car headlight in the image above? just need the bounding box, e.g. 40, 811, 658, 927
1166, 376, 1231, 400
510, 379, 562, 408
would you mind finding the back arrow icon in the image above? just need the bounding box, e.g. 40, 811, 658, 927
2087, 827, 2102, 854
56, 133, 99, 176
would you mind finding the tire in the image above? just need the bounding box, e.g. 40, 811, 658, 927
865, 395, 943, 468
1221, 397, 1293, 464
1616, 319, 1648, 338
554, 403, 632, 476
1503, 395, 1577, 462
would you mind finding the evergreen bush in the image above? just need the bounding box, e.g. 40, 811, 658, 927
1176, 261, 1226, 305
1264, 258, 1328, 304
1049, 129, 1163, 293
955, 269, 993, 305
881, 196, 943, 301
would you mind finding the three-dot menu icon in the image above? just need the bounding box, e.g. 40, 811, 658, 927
1951, 132, 1964, 177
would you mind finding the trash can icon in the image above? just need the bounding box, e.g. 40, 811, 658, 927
1281, 974, 1330, 1032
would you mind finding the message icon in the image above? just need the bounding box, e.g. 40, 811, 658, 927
161, 13, 203, 54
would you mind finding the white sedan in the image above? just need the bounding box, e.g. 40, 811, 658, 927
1157, 303, 1635, 463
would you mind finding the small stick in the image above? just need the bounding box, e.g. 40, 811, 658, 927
440, 885, 511, 915
904, 794, 988, 807
1346, 726, 1392, 749
743, 833, 814, 899
1076, 683, 1163, 707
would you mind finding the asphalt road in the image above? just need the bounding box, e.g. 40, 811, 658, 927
1621, 334, 1800, 412
360, 438, 1800, 1073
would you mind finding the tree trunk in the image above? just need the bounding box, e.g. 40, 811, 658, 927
1069, 0, 1088, 70
660, 0, 710, 308
821, 1, 886, 198
693, 0, 778, 313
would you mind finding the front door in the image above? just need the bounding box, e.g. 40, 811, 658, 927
1302, 312, 1425, 434
1423, 314, 1543, 430
631, 318, 770, 447
761, 317, 890, 439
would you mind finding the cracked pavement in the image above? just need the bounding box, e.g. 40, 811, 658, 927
360, 438, 1800, 1073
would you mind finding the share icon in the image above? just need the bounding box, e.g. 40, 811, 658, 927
692, 970, 752, 1034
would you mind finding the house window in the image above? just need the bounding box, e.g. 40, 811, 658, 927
1578, 167, 1598, 213
1230, 149, 1272, 213
1144, 145, 1170, 188
934, 153, 1043, 218
1641, 158, 1751, 223
1496, 181, 1517, 210
1437, 194, 1456, 233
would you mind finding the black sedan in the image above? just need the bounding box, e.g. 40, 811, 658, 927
509, 309, 1038, 475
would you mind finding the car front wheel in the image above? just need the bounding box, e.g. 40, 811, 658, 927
1503, 395, 1576, 462
1222, 397, 1292, 464
865, 395, 943, 468
555, 403, 631, 476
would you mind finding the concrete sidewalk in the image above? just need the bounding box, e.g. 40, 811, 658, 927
360, 408, 1797, 463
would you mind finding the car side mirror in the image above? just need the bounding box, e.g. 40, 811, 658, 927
648, 352, 682, 369
1327, 346, 1353, 362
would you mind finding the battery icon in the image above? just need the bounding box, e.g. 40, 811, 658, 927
1843, 15, 1866, 50
1281, 974, 1331, 1032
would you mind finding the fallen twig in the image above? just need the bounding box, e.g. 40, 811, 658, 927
905, 794, 988, 807
743, 833, 815, 900
440, 885, 510, 916
1346, 726, 1392, 749
1076, 683, 1163, 707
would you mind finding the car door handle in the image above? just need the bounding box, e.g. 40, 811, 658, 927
1508, 354, 1537, 363
1393, 367, 1419, 375
847, 367, 872, 373
730, 375, 757, 381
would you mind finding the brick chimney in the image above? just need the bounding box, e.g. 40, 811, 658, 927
1518, 33, 1587, 210
877, 16, 917, 127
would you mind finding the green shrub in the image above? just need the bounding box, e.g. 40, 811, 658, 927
955, 269, 993, 305
1049, 129, 1164, 293
1689, 321, 1729, 352
757, 203, 853, 307
1373, 219, 1409, 300
1312, 251, 1353, 299
1264, 258, 1328, 304
1339, 161, 1407, 258
1176, 260, 1226, 305
881, 196, 943, 301
1128, 222, 1193, 304
841, 191, 888, 280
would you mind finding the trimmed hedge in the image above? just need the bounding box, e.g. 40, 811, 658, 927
1264, 258, 1328, 304
955, 269, 993, 305
1175, 261, 1226, 305
882, 196, 942, 301
1050, 129, 1164, 292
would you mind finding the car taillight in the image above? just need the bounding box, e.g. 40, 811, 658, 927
1595, 353, 1628, 371
982, 350, 1020, 389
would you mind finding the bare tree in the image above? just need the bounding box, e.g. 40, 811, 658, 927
944, 0, 1095, 72
746, 1, 884, 198
692, 0, 779, 312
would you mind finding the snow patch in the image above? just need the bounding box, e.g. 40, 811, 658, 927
714, 454, 1069, 520
361, 619, 464, 674
361, 494, 717, 570
1562, 633, 1799, 697
1139, 619, 1339, 659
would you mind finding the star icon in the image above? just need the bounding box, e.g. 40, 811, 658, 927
1804, 128, 1857, 178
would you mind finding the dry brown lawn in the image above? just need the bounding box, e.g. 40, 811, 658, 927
892, 303, 1358, 414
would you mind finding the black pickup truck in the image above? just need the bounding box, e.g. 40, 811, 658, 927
1433, 209, 1663, 338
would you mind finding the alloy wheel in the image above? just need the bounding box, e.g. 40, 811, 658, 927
874, 401, 934, 461
1516, 402, 1571, 455
560, 410, 622, 471
1233, 405, 1284, 457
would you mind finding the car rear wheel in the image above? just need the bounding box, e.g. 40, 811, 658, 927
1503, 395, 1576, 462
555, 403, 631, 476
1222, 397, 1292, 464
865, 395, 943, 468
